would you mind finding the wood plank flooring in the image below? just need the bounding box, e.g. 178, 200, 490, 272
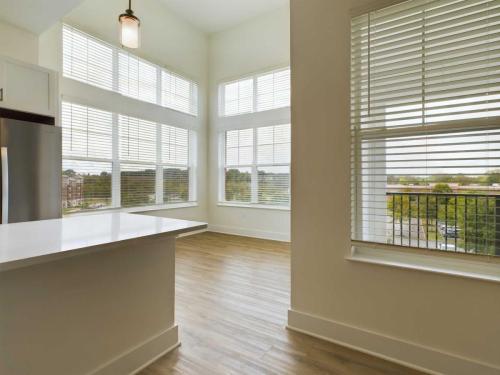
140, 232, 423, 375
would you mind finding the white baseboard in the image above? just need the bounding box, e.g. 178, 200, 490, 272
208, 224, 290, 242
288, 309, 500, 375
177, 228, 208, 238
89, 325, 179, 375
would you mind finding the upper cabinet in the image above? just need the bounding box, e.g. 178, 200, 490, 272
0, 56, 58, 118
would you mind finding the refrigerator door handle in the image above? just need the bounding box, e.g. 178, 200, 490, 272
1, 147, 8, 224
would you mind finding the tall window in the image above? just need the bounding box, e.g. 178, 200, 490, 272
62, 102, 192, 214
223, 124, 291, 207
220, 67, 291, 117
63, 25, 198, 116
351, 0, 500, 256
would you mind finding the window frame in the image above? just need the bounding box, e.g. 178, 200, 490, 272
350, 0, 500, 260
61, 101, 196, 215
219, 124, 291, 209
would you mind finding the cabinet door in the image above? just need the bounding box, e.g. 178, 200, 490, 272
0, 59, 55, 117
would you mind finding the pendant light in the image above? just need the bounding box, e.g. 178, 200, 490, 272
119, 0, 140, 49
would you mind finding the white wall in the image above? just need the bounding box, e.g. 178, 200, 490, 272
38, 0, 209, 223
288, 0, 500, 374
208, 6, 291, 241
0, 21, 38, 64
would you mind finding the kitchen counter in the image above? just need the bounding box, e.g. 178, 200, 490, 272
0, 213, 206, 375
0, 212, 206, 271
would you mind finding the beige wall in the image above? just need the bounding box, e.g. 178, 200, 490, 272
0, 21, 38, 64
289, 0, 500, 373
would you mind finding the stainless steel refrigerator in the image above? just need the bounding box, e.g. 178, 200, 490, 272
0, 116, 62, 224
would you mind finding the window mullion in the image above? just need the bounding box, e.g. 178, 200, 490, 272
156, 122, 163, 204
112, 113, 121, 208
220, 132, 227, 202
253, 75, 258, 113
156, 66, 162, 108
251, 127, 258, 204
112, 48, 119, 92
188, 130, 197, 202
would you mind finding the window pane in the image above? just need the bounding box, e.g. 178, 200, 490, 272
121, 164, 156, 207
164, 167, 189, 203
223, 78, 254, 116
357, 130, 500, 256
257, 124, 291, 165
225, 167, 252, 203
62, 160, 112, 214
351, 2, 500, 132
63, 25, 114, 91
62, 102, 113, 160
258, 166, 290, 206
162, 70, 197, 115
161, 125, 189, 165
225, 129, 254, 166
118, 52, 157, 104
119, 115, 157, 163
257, 68, 291, 111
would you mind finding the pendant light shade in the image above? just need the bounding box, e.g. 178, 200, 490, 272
119, 0, 140, 49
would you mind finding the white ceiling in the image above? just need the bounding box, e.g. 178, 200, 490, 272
161, 0, 289, 33
0, 0, 86, 33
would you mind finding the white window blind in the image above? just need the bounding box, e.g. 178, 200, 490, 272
61, 101, 194, 213
118, 52, 158, 104
62, 25, 199, 116
257, 125, 291, 206
223, 125, 291, 206
63, 25, 114, 91
119, 115, 157, 163
223, 78, 254, 117
162, 71, 198, 115
226, 128, 254, 166
120, 164, 156, 208
257, 69, 291, 112
220, 67, 291, 117
62, 102, 113, 160
161, 125, 190, 203
351, 0, 500, 256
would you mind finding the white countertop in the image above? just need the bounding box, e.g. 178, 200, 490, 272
0, 213, 207, 271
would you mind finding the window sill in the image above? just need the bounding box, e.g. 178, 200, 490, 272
65, 202, 198, 217
348, 242, 500, 284
217, 202, 290, 211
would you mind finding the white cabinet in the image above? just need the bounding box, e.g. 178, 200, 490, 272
0, 56, 58, 118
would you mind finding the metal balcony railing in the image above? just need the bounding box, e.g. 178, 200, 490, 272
386, 192, 500, 256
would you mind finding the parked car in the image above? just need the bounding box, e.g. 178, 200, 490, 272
439, 243, 456, 251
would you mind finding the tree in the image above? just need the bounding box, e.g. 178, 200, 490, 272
485, 169, 500, 185
432, 183, 453, 194
225, 169, 251, 202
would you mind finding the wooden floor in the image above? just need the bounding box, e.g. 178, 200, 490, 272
140, 232, 423, 375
